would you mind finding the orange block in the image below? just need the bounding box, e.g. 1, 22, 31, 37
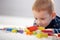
26, 31, 33, 35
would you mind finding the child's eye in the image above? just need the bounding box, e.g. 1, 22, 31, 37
41, 18, 45, 20
35, 18, 37, 20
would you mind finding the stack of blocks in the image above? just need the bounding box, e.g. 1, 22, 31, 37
25, 26, 53, 38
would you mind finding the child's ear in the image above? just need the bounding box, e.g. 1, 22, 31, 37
51, 11, 56, 19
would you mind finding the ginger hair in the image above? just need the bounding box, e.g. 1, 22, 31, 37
32, 0, 54, 14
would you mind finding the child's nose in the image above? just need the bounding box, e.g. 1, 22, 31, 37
37, 20, 43, 26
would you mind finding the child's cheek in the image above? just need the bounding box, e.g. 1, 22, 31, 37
42, 21, 50, 26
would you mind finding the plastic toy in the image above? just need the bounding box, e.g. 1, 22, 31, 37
0, 26, 59, 39
6, 28, 13, 32
25, 26, 50, 38
38, 26, 45, 30
42, 33, 48, 38
58, 33, 60, 37
36, 32, 48, 38
35, 30, 41, 34
11, 29, 17, 33
36, 33, 42, 38
17, 30, 24, 34
26, 31, 33, 35
27, 26, 38, 32
25, 29, 33, 35
33, 31, 37, 35
42, 29, 54, 36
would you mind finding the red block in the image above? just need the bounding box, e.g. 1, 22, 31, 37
58, 33, 60, 37
27, 26, 38, 32
42, 29, 53, 36
48, 33, 53, 36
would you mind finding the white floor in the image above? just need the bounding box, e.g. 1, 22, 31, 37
0, 30, 55, 40
0, 30, 38, 40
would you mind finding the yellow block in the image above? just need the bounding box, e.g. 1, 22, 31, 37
25, 29, 30, 32
11, 29, 17, 33
38, 27, 45, 30
42, 33, 48, 38
36, 33, 43, 38
36, 32, 48, 38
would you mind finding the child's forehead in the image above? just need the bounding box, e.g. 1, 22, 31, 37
33, 10, 50, 18
33, 10, 50, 15
33, 9, 49, 13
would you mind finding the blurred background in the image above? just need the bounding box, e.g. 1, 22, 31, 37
0, 0, 60, 27
0, 0, 34, 18
0, 0, 60, 18
0, 0, 35, 27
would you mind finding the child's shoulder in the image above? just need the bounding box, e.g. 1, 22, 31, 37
52, 16, 60, 28
56, 16, 60, 19
55, 16, 60, 22
46, 16, 60, 29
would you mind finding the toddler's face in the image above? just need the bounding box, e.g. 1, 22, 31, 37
33, 10, 53, 27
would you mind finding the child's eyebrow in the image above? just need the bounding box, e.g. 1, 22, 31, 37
34, 17, 47, 18
34, 17, 46, 20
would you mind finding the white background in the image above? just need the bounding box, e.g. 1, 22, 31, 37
0, 0, 60, 18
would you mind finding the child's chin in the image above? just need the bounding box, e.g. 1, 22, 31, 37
39, 26, 46, 27
37, 25, 47, 27
42, 26, 47, 28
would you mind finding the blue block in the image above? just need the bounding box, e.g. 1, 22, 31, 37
6, 28, 13, 32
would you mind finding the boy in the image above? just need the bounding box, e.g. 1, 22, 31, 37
32, 0, 60, 29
